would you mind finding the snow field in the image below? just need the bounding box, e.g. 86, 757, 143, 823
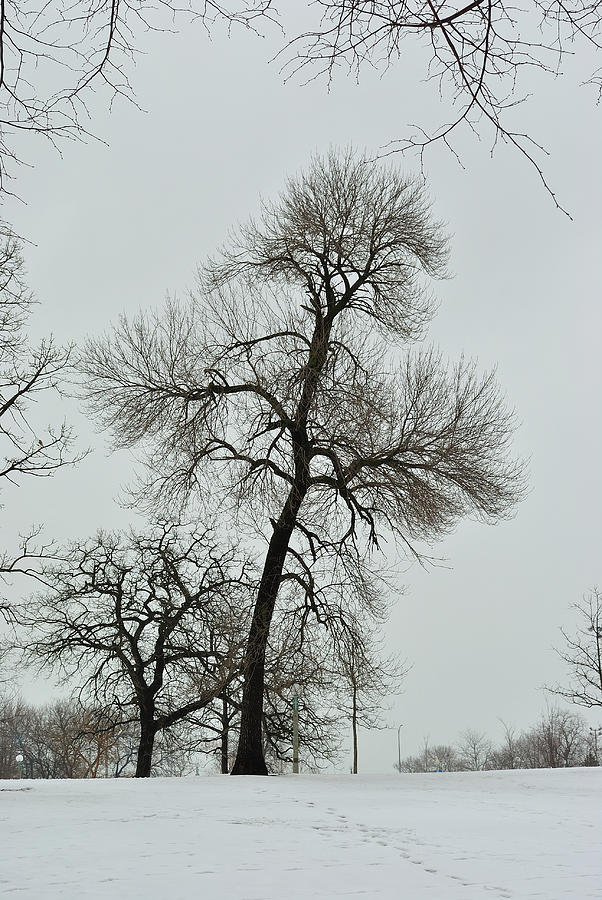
1, 768, 600, 899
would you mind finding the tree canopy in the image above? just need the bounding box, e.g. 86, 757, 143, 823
1, 2, 600, 202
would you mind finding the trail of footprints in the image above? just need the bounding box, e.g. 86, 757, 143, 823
294, 797, 513, 899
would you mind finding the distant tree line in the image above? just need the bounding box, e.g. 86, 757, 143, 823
396, 707, 601, 774
0, 696, 194, 779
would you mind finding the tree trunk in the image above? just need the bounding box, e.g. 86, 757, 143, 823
231, 498, 303, 775
352, 683, 358, 775
221, 695, 229, 774
135, 714, 156, 778
232, 312, 330, 776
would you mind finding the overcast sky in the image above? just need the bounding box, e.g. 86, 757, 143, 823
2, 12, 601, 772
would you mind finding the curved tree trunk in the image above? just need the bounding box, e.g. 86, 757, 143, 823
231, 495, 304, 775
232, 312, 331, 776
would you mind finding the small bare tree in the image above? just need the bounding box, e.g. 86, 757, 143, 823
518, 705, 588, 769
399, 738, 462, 773
549, 587, 602, 711
456, 728, 493, 771
488, 721, 523, 770
260, 615, 346, 771
334, 624, 403, 775
80, 150, 525, 774
13, 522, 253, 776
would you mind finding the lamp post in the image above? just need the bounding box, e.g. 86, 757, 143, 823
397, 724, 404, 772
589, 726, 602, 763
292, 685, 299, 774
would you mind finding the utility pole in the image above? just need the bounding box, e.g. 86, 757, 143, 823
292, 688, 299, 774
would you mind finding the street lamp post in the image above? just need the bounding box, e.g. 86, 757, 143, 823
589, 726, 602, 763
292, 685, 299, 774
397, 724, 404, 772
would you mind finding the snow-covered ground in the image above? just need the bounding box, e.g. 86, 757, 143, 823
1, 769, 600, 898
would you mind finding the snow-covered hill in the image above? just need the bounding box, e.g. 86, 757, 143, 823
1, 769, 600, 898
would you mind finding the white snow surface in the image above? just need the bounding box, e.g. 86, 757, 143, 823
1, 769, 600, 899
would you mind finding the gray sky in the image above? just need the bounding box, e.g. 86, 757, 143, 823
2, 15, 601, 772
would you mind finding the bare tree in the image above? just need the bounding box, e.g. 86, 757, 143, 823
80, 150, 525, 774
286, 2, 602, 209
549, 587, 602, 711
431, 743, 463, 773
3, 4, 600, 205
416, 736, 434, 773
456, 727, 493, 771
488, 720, 523, 770
0, 228, 81, 619
260, 563, 403, 773
400, 737, 462, 772
518, 705, 588, 769
261, 615, 345, 770
0, 1, 275, 194
192, 684, 242, 774
0, 230, 76, 490
335, 624, 404, 774
12, 522, 253, 776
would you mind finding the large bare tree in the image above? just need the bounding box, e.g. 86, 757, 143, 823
13, 522, 253, 776
80, 150, 525, 774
